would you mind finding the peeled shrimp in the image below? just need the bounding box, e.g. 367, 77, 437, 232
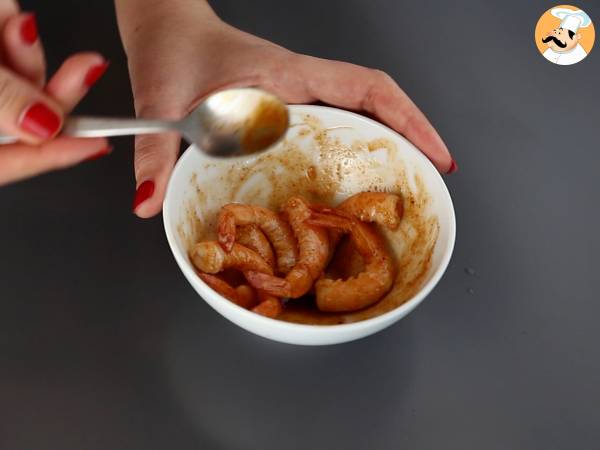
193, 241, 283, 318
236, 225, 282, 318
199, 272, 281, 318
338, 192, 403, 230
252, 292, 283, 318
198, 273, 258, 309
322, 192, 404, 268
327, 235, 365, 280
218, 204, 297, 274
236, 225, 275, 269
190, 241, 273, 275
246, 197, 330, 298
321, 192, 404, 251
306, 208, 395, 312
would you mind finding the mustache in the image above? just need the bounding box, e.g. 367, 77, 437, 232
542, 35, 567, 48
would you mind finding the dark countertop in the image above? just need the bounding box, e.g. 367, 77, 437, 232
2, 1, 599, 449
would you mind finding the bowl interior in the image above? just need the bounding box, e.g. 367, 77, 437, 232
164, 105, 455, 327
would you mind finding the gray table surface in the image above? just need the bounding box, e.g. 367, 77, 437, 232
2, 1, 599, 449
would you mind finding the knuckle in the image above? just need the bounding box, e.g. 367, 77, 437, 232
0, 72, 22, 116
362, 69, 399, 113
260, 51, 310, 102
371, 69, 394, 85
135, 137, 163, 162
134, 136, 171, 179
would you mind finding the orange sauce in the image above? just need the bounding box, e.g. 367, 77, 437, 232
240, 98, 289, 155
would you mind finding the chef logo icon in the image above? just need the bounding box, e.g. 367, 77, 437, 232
535, 5, 595, 65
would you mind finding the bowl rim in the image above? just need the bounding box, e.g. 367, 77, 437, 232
163, 104, 456, 333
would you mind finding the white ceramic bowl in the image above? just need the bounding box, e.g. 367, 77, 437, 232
163, 105, 455, 345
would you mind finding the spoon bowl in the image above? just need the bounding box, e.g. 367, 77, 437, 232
184, 88, 290, 157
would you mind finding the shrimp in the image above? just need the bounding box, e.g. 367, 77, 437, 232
217, 204, 297, 274
236, 225, 275, 269
198, 273, 258, 309
192, 241, 283, 316
321, 192, 404, 268
252, 292, 283, 318
237, 225, 283, 318
326, 235, 365, 280
190, 241, 273, 275
245, 197, 330, 298
198, 272, 281, 318
338, 192, 404, 230
306, 208, 395, 312
321, 192, 404, 251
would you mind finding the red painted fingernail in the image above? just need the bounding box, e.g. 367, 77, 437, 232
19, 102, 61, 139
132, 180, 155, 212
20, 13, 38, 45
84, 61, 110, 88
85, 145, 113, 162
447, 159, 458, 174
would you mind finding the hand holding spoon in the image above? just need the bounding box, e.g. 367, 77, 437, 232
0, 88, 289, 157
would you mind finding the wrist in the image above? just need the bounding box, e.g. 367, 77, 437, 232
115, 0, 222, 55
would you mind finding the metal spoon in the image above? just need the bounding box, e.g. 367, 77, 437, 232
0, 88, 289, 157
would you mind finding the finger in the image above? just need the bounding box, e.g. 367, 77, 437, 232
0, 65, 64, 143
0, 0, 19, 62
3, 12, 46, 85
0, 136, 109, 186
0, 0, 18, 31
132, 131, 181, 218
45, 52, 108, 111
127, 56, 185, 218
291, 56, 455, 173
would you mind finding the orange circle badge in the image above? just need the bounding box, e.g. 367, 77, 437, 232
535, 5, 595, 65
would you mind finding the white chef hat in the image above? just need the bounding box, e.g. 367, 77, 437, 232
551, 8, 592, 33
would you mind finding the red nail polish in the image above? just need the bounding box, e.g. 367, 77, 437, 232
84, 61, 109, 88
19, 102, 61, 139
447, 159, 458, 174
20, 13, 38, 45
85, 146, 113, 162
132, 180, 155, 212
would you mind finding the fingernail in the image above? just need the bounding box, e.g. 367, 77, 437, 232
20, 13, 38, 45
83, 61, 110, 88
132, 180, 155, 212
85, 145, 113, 162
19, 102, 61, 139
447, 159, 458, 174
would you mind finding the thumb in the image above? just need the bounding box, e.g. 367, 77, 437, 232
131, 122, 181, 218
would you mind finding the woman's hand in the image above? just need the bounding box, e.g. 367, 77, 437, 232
0, 4, 110, 186
116, 0, 455, 218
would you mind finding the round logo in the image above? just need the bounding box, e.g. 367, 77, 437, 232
535, 4, 595, 65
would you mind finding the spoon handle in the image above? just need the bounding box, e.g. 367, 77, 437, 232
0, 116, 177, 144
